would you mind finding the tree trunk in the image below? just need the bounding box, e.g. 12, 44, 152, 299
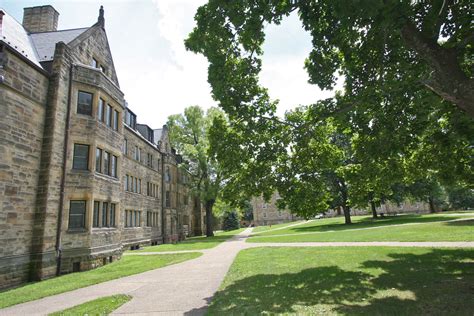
342, 205, 352, 225
428, 196, 436, 213
370, 199, 377, 219
205, 200, 214, 237
401, 21, 474, 118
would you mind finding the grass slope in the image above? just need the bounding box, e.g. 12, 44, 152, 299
132, 228, 245, 253
209, 247, 474, 315
250, 220, 474, 242
49, 294, 131, 316
0, 253, 201, 309
252, 221, 305, 233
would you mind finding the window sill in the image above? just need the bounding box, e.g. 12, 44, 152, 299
124, 227, 143, 229
67, 228, 87, 234
92, 227, 118, 232
94, 172, 119, 182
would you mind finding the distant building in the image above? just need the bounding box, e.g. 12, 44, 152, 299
0, 5, 204, 289
252, 193, 300, 226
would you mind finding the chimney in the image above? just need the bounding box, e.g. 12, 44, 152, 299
22, 5, 59, 33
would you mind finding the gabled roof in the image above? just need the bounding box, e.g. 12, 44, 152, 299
30, 27, 88, 62
0, 8, 88, 70
0, 8, 41, 67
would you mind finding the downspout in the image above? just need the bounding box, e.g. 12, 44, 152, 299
161, 152, 166, 243
55, 64, 74, 276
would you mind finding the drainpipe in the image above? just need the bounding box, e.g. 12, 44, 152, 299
161, 152, 166, 243
56, 64, 74, 276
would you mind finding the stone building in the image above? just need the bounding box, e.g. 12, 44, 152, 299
252, 193, 300, 226
0, 5, 204, 289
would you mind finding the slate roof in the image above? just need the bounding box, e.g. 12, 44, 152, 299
0, 9, 41, 67
0, 8, 88, 69
30, 28, 88, 62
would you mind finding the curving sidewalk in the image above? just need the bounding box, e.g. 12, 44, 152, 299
1, 228, 473, 316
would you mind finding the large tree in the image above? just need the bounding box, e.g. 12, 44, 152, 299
186, 0, 473, 220
167, 106, 226, 237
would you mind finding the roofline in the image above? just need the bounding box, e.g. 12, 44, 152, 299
0, 41, 49, 76
29, 27, 89, 35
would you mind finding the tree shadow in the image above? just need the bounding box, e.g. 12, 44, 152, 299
206, 249, 474, 315
444, 219, 474, 226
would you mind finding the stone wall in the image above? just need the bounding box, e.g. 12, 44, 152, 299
0, 46, 49, 288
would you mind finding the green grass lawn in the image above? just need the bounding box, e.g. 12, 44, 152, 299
132, 228, 245, 253
49, 294, 131, 316
209, 247, 474, 315
252, 221, 305, 233
249, 219, 474, 242
0, 253, 200, 309
253, 212, 474, 236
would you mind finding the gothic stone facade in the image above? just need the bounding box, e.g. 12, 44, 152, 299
252, 193, 300, 226
0, 5, 204, 289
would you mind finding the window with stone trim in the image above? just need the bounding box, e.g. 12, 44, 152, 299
147, 211, 159, 227
97, 98, 105, 122
69, 200, 86, 229
103, 151, 110, 175
123, 139, 128, 155
113, 110, 119, 131
111, 155, 117, 178
73, 144, 89, 170
106, 104, 112, 127
93, 201, 100, 227
77, 91, 93, 116
95, 148, 102, 173
125, 210, 141, 227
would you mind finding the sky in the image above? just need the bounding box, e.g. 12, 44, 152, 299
3, 0, 339, 128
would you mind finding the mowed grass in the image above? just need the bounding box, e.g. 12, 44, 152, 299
250, 219, 474, 242
252, 221, 305, 233
49, 294, 131, 316
249, 213, 474, 242
132, 228, 245, 253
209, 247, 474, 315
0, 253, 201, 309
253, 212, 474, 236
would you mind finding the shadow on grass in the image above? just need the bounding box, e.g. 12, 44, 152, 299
287, 215, 466, 234
206, 249, 474, 315
445, 219, 474, 226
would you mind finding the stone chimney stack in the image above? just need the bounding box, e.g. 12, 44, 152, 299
22, 5, 59, 33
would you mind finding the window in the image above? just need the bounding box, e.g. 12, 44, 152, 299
73, 144, 89, 170
123, 139, 128, 155
111, 155, 117, 178
134, 177, 138, 193
69, 200, 86, 229
97, 98, 105, 122
147, 153, 153, 168
102, 202, 109, 227
95, 148, 102, 173
77, 91, 93, 115
93, 201, 100, 227
165, 167, 171, 182
113, 110, 119, 131
103, 151, 110, 175
125, 175, 129, 191
106, 104, 112, 127
100, 65, 106, 74
110, 204, 116, 227
91, 58, 98, 68
165, 191, 170, 207
138, 179, 142, 194
134, 146, 141, 161
147, 211, 158, 227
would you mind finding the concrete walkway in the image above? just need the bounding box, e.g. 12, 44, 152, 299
0, 229, 252, 316
1, 227, 473, 316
